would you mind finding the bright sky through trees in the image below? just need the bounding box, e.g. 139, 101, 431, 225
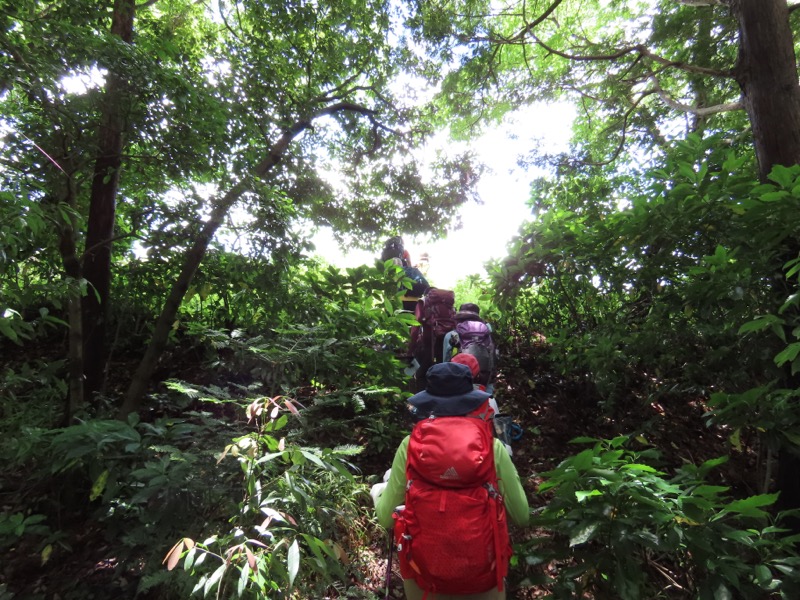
59, 60, 573, 291
312, 101, 575, 288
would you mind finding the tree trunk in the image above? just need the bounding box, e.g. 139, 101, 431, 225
64, 260, 84, 422
58, 199, 84, 422
82, 0, 136, 404
730, 0, 800, 531
119, 121, 313, 417
730, 0, 800, 182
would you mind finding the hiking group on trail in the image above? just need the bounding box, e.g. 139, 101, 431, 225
380, 237, 498, 393
372, 237, 528, 600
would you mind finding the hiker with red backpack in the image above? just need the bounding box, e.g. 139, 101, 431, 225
373, 362, 529, 600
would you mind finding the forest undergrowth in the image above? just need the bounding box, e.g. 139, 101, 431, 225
354, 339, 760, 600
0, 330, 778, 600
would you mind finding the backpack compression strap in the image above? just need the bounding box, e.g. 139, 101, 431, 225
487, 482, 506, 591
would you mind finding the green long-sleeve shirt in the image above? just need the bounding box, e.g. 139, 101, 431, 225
375, 435, 530, 529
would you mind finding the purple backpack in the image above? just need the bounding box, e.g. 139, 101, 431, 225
456, 320, 493, 351
455, 320, 496, 385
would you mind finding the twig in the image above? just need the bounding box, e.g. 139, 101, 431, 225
648, 557, 687, 592
17, 132, 67, 173
763, 445, 773, 495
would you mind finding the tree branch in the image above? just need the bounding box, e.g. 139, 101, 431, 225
80, 233, 140, 262
560, 91, 655, 168
530, 34, 733, 78
314, 101, 399, 136
648, 75, 743, 116
790, 3, 800, 13
532, 34, 640, 61
505, 0, 566, 43
639, 46, 733, 77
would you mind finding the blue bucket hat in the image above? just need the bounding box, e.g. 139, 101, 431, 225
408, 362, 491, 418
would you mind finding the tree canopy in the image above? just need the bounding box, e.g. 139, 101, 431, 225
3, 1, 800, 599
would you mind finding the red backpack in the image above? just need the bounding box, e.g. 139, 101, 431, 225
392, 416, 511, 596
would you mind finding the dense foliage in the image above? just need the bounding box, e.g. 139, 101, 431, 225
4, 0, 800, 598
1, 260, 416, 598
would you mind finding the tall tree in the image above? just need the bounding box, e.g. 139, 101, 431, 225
119, 0, 480, 414
1, 1, 480, 415
728, 0, 800, 180
81, 0, 135, 402
0, 0, 225, 416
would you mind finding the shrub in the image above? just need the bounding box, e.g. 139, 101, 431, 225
164, 396, 373, 598
521, 436, 800, 599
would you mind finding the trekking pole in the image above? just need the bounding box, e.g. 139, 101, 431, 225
384, 528, 394, 600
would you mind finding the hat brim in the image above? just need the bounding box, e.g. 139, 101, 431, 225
408, 387, 492, 417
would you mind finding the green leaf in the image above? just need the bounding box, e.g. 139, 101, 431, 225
287, 539, 300, 588
723, 493, 779, 517
738, 315, 783, 335
767, 164, 797, 188
754, 564, 772, 586
191, 575, 208, 595
620, 463, 660, 474
729, 428, 742, 452
238, 561, 250, 596
204, 564, 226, 595
89, 470, 109, 501
575, 489, 602, 502
298, 449, 328, 470
569, 521, 599, 546
0, 318, 20, 343
183, 547, 197, 572
569, 436, 599, 444
678, 162, 698, 183
759, 190, 788, 202
693, 485, 729, 498
571, 449, 595, 471
698, 456, 729, 474
774, 343, 800, 367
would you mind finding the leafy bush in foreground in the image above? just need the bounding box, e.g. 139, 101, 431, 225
163, 396, 374, 599
521, 436, 800, 599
